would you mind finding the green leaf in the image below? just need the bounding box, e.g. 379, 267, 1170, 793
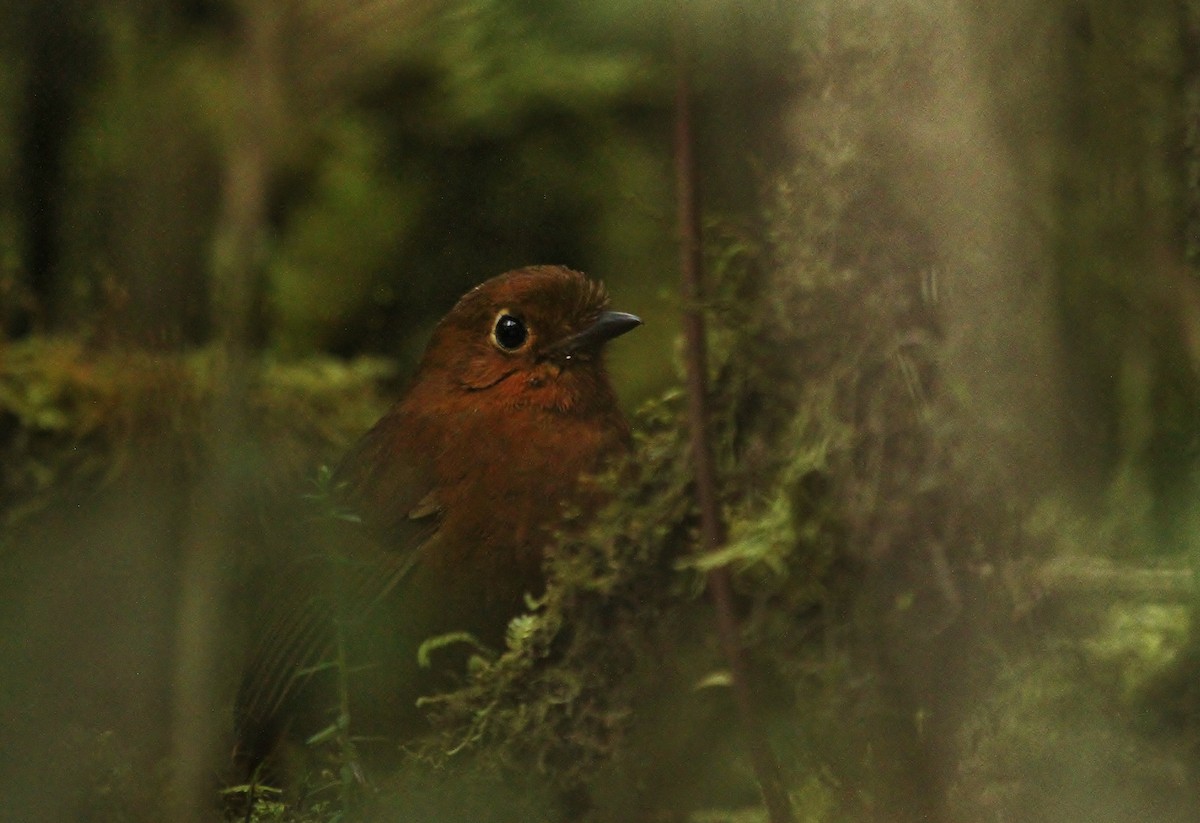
416, 631, 489, 668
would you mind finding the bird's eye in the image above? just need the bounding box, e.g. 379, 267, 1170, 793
491, 312, 528, 351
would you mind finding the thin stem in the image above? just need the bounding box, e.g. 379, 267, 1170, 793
672, 13, 796, 823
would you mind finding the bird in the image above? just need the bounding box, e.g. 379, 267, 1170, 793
233, 265, 641, 780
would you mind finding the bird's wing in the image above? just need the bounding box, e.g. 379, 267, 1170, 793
331, 403, 443, 541
235, 417, 441, 763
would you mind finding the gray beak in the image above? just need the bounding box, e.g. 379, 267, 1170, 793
547, 310, 642, 359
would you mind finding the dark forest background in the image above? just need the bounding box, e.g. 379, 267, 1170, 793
2, 1, 1200, 822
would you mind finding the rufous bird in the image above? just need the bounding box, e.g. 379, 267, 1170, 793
234, 265, 641, 777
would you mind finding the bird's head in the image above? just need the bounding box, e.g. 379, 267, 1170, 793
418, 266, 641, 414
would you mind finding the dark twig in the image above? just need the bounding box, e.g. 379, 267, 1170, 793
671, 14, 796, 823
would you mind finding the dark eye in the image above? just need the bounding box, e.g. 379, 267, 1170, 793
492, 313, 528, 351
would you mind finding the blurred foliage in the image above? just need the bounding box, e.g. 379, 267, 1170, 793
1043, 0, 1200, 554
0, 336, 393, 526
1, 0, 1200, 822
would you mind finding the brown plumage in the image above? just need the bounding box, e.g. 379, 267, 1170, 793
235, 265, 640, 774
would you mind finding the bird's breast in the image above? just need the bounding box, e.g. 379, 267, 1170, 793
418, 402, 624, 624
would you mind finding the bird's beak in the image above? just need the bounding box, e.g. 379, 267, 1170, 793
547, 310, 642, 359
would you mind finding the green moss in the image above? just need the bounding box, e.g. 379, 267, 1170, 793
0, 338, 393, 527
